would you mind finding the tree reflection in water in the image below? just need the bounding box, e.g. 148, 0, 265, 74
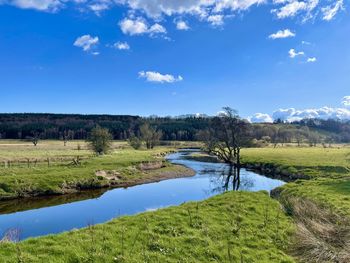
209, 164, 254, 194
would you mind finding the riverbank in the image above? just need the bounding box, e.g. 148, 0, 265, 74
0, 191, 295, 262
185, 146, 350, 262
0, 143, 195, 201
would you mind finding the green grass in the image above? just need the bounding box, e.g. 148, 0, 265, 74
0, 191, 295, 263
241, 146, 350, 220
0, 141, 187, 200
242, 147, 350, 178
276, 178, 350, 217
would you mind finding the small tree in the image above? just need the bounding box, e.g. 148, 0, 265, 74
31, 131, 40, 146
87, 126, 112, 155
60, 130, 73, 146
140, 123, 162, 149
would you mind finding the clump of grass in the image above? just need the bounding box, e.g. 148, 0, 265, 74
281, 196, 350, 263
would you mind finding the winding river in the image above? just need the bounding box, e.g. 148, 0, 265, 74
0, 150, 285, 240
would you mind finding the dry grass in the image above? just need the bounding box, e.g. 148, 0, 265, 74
281, 197, 350, 263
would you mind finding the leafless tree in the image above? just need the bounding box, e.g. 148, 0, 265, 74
199, 107, 252, 168
31, 131, 40, 146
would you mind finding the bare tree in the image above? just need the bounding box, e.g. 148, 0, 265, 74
200, 107, 252, 167
60, 130, 73, 146
31, 131, 40, 146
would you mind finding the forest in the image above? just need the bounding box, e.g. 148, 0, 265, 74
0, 113, 349, 143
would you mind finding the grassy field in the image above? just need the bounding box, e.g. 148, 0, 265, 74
0, 191, 295, 263
0, 140, 94, 163
0, 140, 194, 200
242, 146, 350, 178
1, 141, 350, 262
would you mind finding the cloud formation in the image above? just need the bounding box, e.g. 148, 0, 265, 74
113, 41, 130, 50
138, 71, 183, 83
3, 0, 62, 11
272, 107, 350, 122
269, 29, 295, 39
248, 113, 274, 123
289, 48, 304, 58
322, 0, 343, 21
207, 14, 224, 26
342, 96, 350, 107
1, 0, 344, 28
249, 96, 350, 123
119, 17, 166, 37
307, 57, 317, 62
73, 35, 99, 52
176, 20, 190, 30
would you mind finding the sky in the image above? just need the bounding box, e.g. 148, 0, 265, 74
0, 0, 349, 122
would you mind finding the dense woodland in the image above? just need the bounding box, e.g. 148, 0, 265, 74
0, 113, 349, 144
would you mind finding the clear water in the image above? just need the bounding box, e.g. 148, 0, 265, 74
0, 150, 285, 240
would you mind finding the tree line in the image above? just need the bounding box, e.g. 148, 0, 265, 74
0, 113, 349, 144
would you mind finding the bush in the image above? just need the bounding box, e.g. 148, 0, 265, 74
128, 136, 142, 149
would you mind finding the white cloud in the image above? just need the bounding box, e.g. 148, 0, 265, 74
73, 34, 99, 52
4, 0, 62, 11
322, 0, 343, 21
113, 41, 130, 50
148, 23, 167, 35
273, 1, 308, 19
289, 48, 304, 58
118, 0, 263, 20
1, 0, 343, 26
269, 29, 296, 39
342, 96, 350, 107
307, 57, 317, 62
272, 0, 319, 20
89, 2, 110, 15
248, 113, 273, 123
176, 20, 190, 30
138, 71, 183, 83
119, 17, 149, 35
121, 1, 265, 26
301, 40, 311, 45
118, 0, 209, 18
272, 107, 350, 122
207, 15, 224, 26
213, 0, 265, 12
119, 17, 166, 37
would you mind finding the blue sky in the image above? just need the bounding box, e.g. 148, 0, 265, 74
0, 0, 349, 121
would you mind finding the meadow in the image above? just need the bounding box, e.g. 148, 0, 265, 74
242, 146, 350, 178
0, 191, 294, 263
0, 141, 350, 262
0, 140, 193, 200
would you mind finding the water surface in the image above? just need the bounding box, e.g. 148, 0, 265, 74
0, 150, 285, 240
